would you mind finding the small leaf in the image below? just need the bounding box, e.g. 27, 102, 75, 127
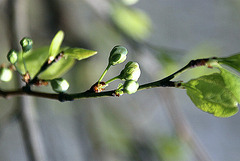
49, 30, 64, 58
39, 57, 75, 80
16, 47, 75, 79
218, 53, 240, 72
63, 48, 97, 60
183, 73, 239, 117
16, 47, 49, 77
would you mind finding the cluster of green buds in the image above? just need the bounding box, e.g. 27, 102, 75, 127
50, 78, 69, 93
115, 62, 140, 95
2, 35, 70, 93
97, 45, 128, 84
3, 37, 33, 83
119, 61, 141, 81
96, 45, 140, 95
1, 37, 34, 83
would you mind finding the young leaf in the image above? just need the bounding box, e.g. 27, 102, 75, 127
16, 47, 75, 80
183, 73, 239, 117
218, 53, 240, 72
16, 47, 49, 77
49, 30, 64, 58
38, 57, 75, 80
63, 48, 97, 60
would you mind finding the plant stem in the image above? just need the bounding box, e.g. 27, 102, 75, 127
0, 57, 213, 101
21, 52, 28, 74
98, 64, 111, 83
105, 75, 120, 84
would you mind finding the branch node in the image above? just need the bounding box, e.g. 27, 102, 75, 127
22, 85, 31, 93
90, 82, 106, 93
58, 93, 72, 102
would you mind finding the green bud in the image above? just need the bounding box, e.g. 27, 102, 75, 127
7, 49, 18, 64
20, 37, 33, 52
123, 80, 139, 94
0, 67, 13, 82
119, 61, 141, 81
109, 45, 128, 66
50, 78, 69, 93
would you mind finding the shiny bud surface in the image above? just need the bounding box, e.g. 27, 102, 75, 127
20, 37, 33, 52
109, 45, 128, 66
50, 78, 69, 93
120, 61, 141, 81
123, 80, 139, 94
7, 49, 18, 64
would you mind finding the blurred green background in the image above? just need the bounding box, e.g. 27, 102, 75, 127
0, 0, 240, 161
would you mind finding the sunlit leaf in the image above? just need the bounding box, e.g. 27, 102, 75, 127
183, 73, 239, 117
111, 5, 151, 40
16, 47, 75, 80
63, 48, 97, 60
218, 53, 240, 72
16, 47, 49, 78
39, 57, 75, 80
49, 30, 64, 58
220, 67, 240, 103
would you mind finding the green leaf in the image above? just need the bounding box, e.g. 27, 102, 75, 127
16, 47, 49, 77
16, 47, 75, 80
111, 5, 151, 40
219, 67, 240, 103
49, 30, 64, 58
183, 73, 239, 117
63, 48, 97, 60
218, 53, 240, 72
39, 57, 75, 80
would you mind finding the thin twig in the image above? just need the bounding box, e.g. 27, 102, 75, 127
0, 57, 213, 102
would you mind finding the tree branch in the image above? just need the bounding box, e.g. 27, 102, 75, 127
0, 57, 215, 101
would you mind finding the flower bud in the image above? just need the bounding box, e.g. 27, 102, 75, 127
109, 45, 128, 66
119, 61, 141, 81
20, 37, 33, 52
0, 67, 13, 82
123, 80, 139, 94
7, 49, 18, 64
50, 78, 69, 93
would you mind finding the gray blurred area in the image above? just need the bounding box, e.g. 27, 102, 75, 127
0, 0, 240, 161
